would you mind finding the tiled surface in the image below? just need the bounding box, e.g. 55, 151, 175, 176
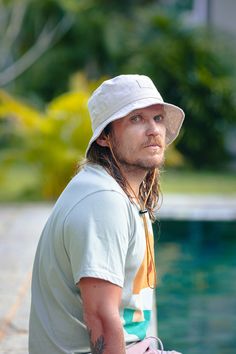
0, 204, 51, 354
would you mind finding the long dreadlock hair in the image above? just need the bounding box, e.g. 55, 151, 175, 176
81, 125, 163, 222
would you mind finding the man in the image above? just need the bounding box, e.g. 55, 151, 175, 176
29, 74, 185, 354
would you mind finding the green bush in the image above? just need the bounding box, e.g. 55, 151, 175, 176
0, 77, 92, 199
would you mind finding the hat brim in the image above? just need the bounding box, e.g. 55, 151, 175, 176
86, 97, 184, 156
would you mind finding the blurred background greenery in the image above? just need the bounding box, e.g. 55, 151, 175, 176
1, 2, 236, 354
0, 0, 236, 201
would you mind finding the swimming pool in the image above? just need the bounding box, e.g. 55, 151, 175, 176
154, 220, 236, 354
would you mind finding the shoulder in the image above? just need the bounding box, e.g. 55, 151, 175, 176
63, 190, 135, 253
65, 164, 133, 220
57, 164, 136, 238
64, 164, 126, 200
65, 189, 132, 227
78, 164, 122, 191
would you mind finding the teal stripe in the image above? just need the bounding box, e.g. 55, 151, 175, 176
123, 309, 151, 340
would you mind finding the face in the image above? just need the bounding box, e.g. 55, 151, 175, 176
97, 104, 166, 172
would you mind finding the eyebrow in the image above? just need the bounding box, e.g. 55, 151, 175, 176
129, 110, 142, 115
129, 110, 156, 116
128, 109, 164, 117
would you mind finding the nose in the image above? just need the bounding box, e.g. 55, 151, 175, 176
146, 119, 165, 137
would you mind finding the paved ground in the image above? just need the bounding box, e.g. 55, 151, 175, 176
0, 204, 51, 354
0, 196, 235, 353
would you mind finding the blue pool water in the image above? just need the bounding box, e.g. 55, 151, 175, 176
153, 220, 236, 354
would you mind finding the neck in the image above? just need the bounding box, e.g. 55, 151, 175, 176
105, 141, 147, 199
119, 165, 147, 197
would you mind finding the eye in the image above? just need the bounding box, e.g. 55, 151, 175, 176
130, 114, 142, 122
154, 114, 164, 122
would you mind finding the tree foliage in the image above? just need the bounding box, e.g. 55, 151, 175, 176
2, 0, 236, 169
117, 7, 236, 168
0, 0, 73, 88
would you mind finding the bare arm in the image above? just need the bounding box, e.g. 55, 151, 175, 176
78, 277, 126, 354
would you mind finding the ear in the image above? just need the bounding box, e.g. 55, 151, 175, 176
96, 132, 109, 147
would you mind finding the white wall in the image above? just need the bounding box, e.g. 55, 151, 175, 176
211, 0, 236, 34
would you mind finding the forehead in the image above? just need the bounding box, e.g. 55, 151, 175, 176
126, 103, 164, 117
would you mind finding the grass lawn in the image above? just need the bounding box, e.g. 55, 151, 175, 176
161, 169, 236, 195
0, 166, 235, 202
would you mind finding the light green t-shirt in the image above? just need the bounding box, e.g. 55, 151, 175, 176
29, 164, 155, 354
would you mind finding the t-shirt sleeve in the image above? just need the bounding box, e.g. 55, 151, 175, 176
63, 191, 132, 287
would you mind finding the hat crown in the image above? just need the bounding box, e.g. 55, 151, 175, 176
88, 74, 163, 132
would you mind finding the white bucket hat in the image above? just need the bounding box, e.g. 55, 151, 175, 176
86, 74, 184, 155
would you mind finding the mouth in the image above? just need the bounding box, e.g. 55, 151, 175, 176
144, 144, 162, 149
142, 141, 164, 156
144, 145, 163, 155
